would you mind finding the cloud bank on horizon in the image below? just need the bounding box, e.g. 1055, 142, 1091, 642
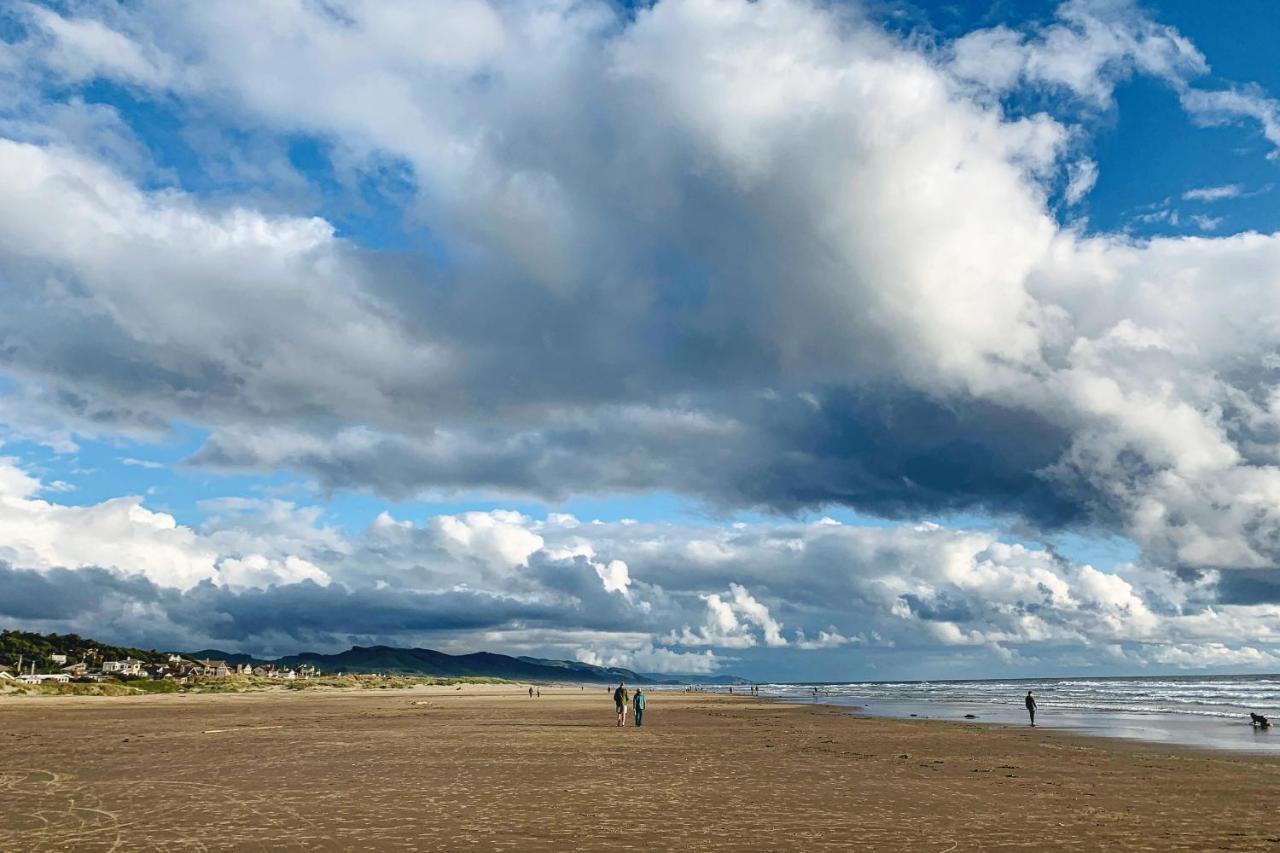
2, 0, 1280, 679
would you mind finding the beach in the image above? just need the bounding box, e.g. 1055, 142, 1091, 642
3, 686, 1278, 852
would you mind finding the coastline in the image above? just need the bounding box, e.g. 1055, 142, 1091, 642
752, 691, 1280, 756
4, 685, 1279, 851
768, 692, 1280, 762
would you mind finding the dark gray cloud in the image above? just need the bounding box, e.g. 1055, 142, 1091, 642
897, 593, 977, 624
1212, 570, 1280, 605
0, 563, 161, 621
190, 385, 1090, 533
0, 560, 593, 651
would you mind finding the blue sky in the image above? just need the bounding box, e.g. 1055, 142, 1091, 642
2, 0, 1280, 680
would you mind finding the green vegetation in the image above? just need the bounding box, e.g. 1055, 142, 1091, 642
3, 680, 140, 697
129, 679, 183, 694
0, 629, 167, 672
199, 673, 505, 693
1, 673, 505, 698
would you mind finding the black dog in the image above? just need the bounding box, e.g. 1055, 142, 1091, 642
1250, 712, 1270, 729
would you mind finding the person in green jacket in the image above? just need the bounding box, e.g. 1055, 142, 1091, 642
613, 682, 629, 727
633, 688, 646, 727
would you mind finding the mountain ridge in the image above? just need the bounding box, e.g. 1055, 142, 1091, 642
185, 643, 750, 684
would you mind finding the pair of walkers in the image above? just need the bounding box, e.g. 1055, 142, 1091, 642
613, 682, 646, 727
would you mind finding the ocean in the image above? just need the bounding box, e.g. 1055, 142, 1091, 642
749, 675, 1280, 753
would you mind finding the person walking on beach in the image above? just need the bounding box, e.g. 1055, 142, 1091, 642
633, 688, 646, 727
529, 686, 534, 699
614, 682, 629, 727
536, 687, 541, 698
1025, 691, 1037, 727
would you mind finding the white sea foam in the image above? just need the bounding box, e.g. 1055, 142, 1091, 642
748, 674, 1280, 751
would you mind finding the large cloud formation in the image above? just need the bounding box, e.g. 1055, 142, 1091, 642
1, 457, 1277, 676
1, 0, 1279, 673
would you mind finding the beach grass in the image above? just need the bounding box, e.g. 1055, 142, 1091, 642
2, 673, 508, 697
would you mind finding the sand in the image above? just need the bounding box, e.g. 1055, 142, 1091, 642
2, 685, 1277, 851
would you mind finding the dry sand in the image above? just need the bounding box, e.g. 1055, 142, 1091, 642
2, 684, 1277, 851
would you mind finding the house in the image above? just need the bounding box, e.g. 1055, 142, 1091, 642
236, 662, 254, 675
102, 658, 145, 676
194, 659, 230, 678
18, 673, 70, 684
60, 662, 88, 676
49, 653, 67, 665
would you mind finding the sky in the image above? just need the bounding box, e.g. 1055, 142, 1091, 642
2, 0, 1280, 681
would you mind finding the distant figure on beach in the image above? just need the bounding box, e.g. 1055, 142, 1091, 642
1251, 712, 1270, 729
536, 687, 541, 698
614, 682, 629, 727
634, 688, 646, 727
529, 686, 534, 699
1025, 691, 1037, 727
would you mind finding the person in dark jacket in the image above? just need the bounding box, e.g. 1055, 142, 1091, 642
613, 682, 629, 727
1025, 691, 1037, 727
633, 688, 646, 727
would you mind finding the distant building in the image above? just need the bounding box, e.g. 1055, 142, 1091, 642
102, 658, 145, 676
60, 662, 88, 676
49, 653, 67, 665
194, 659, 230, 678
19, 673, 70, 684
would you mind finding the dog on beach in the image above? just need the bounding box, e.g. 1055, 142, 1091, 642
1250, 713, 1270, 729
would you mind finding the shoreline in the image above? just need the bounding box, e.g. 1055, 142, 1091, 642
703, 686, 1280, 764
4, 686, 1279, 850
767, 693, 1280, 757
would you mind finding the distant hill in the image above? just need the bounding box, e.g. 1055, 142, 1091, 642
517, 656, 751, 686
639, 671, 752, 686
515, 655, 644, 682
275, 646, 641, 682
185, 645, 751, 684
4, 629, 749, 684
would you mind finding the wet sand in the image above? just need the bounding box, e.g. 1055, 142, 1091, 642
2, 685, 1278, 851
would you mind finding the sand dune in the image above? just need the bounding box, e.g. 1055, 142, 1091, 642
2, 685, 1277, 851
